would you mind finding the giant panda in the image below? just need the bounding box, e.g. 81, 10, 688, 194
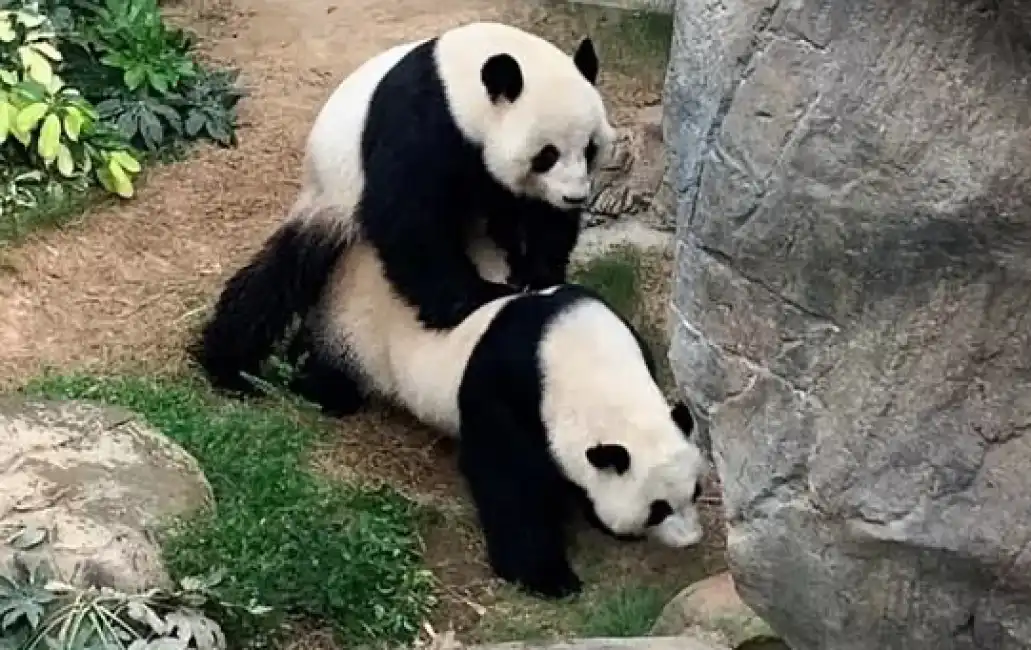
284, 235, 709, 599
192, 21, 616, 393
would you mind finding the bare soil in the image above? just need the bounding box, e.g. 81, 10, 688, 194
0, 0, 726, 644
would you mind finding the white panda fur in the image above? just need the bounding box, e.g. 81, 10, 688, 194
193, 22, 615, 394
290, 231, 708, 599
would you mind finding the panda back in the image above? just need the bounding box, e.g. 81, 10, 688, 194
304, 39, 425, 214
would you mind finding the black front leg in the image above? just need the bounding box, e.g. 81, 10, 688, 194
490, 203, 582, 291
458, 405, 582, 599
360, 201, 517, 330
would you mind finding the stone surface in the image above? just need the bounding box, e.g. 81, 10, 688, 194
0, 397, 213, 592
465, 638, 730, 650
664, 0, 1031, 649
650, 571, 780, 648
587, 105, 670, 230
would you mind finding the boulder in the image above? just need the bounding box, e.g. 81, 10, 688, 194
465, 638, 729, 650
650, 572, 780, 648
0, 397, 213, 592
664, 0, 1031, 649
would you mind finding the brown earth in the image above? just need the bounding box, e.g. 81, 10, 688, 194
0, 0, 726, 645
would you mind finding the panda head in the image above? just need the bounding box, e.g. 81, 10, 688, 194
579, 401, 708, 548
477, 38, 616, 212
439, 24, 617, 213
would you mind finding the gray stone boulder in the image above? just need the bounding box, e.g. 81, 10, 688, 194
650, 572, 781, 648
0, 398, 212, 592
664, 1, 1031, 649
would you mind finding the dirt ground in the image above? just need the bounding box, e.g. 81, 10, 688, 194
0, 0, 726, 645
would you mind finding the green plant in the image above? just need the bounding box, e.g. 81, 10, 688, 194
0, 6, 142, 197
85, 0, 195, 95
0, 532, 273, 650
23, 374, 436, 647
174, 67, 242, 147
95, 90, 181, 151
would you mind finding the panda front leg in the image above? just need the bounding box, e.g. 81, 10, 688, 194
458, 411, 582, 599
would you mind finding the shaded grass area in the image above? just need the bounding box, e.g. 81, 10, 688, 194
571, 244, 674, 392
20, 373, 435, 648
523, 0, 674, 96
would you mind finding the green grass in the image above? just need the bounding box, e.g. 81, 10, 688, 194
571, 246, 644, 319
572, 246, 676, 392
578, 585, 667, 637
21, 372, 435, 648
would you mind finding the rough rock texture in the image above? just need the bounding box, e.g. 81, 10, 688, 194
664, 1, 1031, 649
0, 398, 213, 592
588, 105, 670, 230
650, 571, 781, 648
463, 638, 729, 650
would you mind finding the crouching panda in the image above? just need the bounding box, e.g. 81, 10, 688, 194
192, 21, 616, 394
286, 235, 709, 599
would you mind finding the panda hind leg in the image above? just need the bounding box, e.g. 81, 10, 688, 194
458, 408, 582, 599
286, 328, 366, 418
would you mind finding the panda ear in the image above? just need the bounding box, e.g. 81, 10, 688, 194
481, 54, 524, 103
670, 401, 695, 440
586, 443, 631, 475
573, 38, 599, 85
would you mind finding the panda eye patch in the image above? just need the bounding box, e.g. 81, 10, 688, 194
645, 499, 673, 527
531, 145, 560, 173
584, 140, 598, 165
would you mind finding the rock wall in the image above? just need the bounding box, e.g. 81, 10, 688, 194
663, 1, 1031, 649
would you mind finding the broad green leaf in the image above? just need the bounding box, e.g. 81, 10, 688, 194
0, 21, 14, 43
15, 12, 46, 28
30, 43, 62, 61
38, 112, 61, 162
56, 144, 75, 176
17, 47, 52, 86
0, 69, 17, 85
185, 110, 205, 137
14, 101, 46, 133
124, 67, 146, 91
63, 108, 82, 141
106, 158, 134, 198
138, 109, 163, 150
110, 150, 140, 173
0, 103, 10, 143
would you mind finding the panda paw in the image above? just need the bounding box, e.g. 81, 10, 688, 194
517, 566, 583, 600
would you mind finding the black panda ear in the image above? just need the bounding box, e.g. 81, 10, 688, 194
670, 401, 695, 440
481, 53, 524, 103
586, 443, 631, 475
573, 37, 599, 85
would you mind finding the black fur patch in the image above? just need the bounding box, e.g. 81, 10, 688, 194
190, 221, 346, 394
670, 401, 695, 439
356, 38, 582, 331
585, 443, 631, 475
573, 38, 599, 85
481, 53, 524, 103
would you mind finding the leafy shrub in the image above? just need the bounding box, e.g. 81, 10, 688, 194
0, 530, 274, 650
0, 0, 245, 234
0, 6, 142, 197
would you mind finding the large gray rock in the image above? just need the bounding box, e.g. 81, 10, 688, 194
0, 398, 213, 592
664, 1, 1031, 649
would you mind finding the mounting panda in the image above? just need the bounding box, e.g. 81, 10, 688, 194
192, 21, 617, 393
283, 234, 710, 599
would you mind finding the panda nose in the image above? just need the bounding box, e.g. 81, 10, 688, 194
563, 194, 588, 205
